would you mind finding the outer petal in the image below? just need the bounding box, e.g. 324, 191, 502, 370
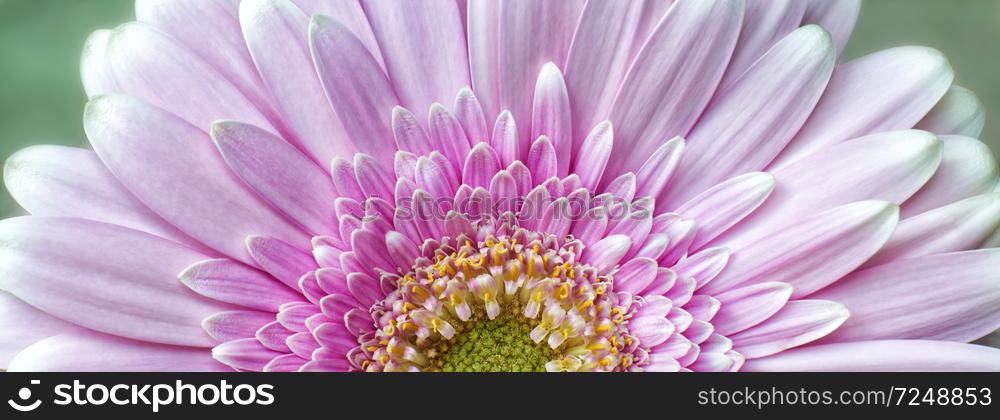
605, 0, 743, 179
865, 193, 1000, 268
731, 300, 849, 359
106, 22, 275, 134
916, 85, 986, 137
718, 130, 941, 251
816, 250, 1000, 343
84, 95, 309, 264
0, 217, 229, 347
745, 340, 1000, 372
309, 14, 399, 166
704, 201, 899, 298
0, 292, 84, 368
362, 0, 469, 114
772, 47, 953, 168
135, 0, 272, 113
80, 29, 118, 97
563, 0, 669, 148
240, 0, 356, 165
800, 0, 860, 54
662, 25, 835, 205
493, 0, 585, 153
677, 172, 774, 250
901, 135, 999, 217
293, 0, 385, 69
9, 331, 228, 372
212, 121, 338, 236
717, 0, 806, 92
3, 145, 202, 249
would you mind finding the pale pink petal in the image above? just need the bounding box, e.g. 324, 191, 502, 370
605, 0, 743, 179
454, 87, 490, 143
180, 259, 302, 312
495, 0, 585, 155
704, 201, 898, 298
717, 0, 806, 92
677, 172, 774, 250
713, 282, 793, 335
362, 0, 469, 114
800, 0, 861, 54
815, 249, 1000, 343
865, 193, 1000, 268
80, 29, 118, 97
201, 310, 274, 342
916, 85, 986, 137
292, 0, 386, 69
10, 331, 228, 372
745, 340, 1000, 372
531, 63, 572, 176
3, 145, 203, 249
663, 25, 835, 204
773, 47, 953, 168
309, 14, 399, 166
246, 235, 318, 289
106, 22, 274, 133
564, 0, 672, 147
84, 95, 309, 264
635, 137, 685, 200
672, 247, 729, 289
240, 0, 355, 164
0, 217, 228, 347
463, 143, 502, 189
901, 135, 999, 217
731, 300, 849, 359
718, 130, 941, 251
212, 121, 338, 236
212, 337, 282, 371
0, 292, 84, 368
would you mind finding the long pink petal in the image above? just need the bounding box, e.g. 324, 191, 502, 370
717, 0, 806, 92
815, 249, 1000, 343
240, 0, 356, 165
916, 85, 986, 137
605, 0, 743, 180
745, 340, 1000, 372
212, 121, 338, 236
772, 47, 953, 168
731, 300, 848, 359
901, 135, 999, 217
0, 217, 229, 347
84, 95, 309, 264
0, 292, 84, 368
800, 0, 861, 54
10, 331, 228, 372
309, 14, 399, 166
362, 0, 469, 114
676, 172, 774, 251
662, 25, 835, 205
704, 201, 898, 298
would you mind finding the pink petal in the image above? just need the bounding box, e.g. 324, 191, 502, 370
713, 282, 793, 335
84, 95, 309, 264
201, 310, 275, 343
0, 292, 84, 368
309, 14, 398, 166
212, 121, 338, 236
362, 0, 469, 115
916, 85, 986, 137
901, 135, 999, 217
717, 0, 806, 92
663, 25, 835, 205
635, 137, 685, 200
0, 217, 228, 347
11, 331, 228, 372
718, 130, 941, 251
80, 29, 117, 97
531, 63, 572, 176
676, 172, 774, 250
605, 0, 743, 179
815, 249, 1000, 343
239, 0, 355, 164
731, 300, 848, 359
865, 193, 1000, 268
3, 145, 201, 249
212, 337, 282, 371
800, 0, 861, 53
773, 47, 953, 168
704, 201, 899, 298
745, 340, 1000, 372
180, 259, 302, 312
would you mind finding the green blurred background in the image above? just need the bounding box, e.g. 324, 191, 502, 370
1, 0, 998, 217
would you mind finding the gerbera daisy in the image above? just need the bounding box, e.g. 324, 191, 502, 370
2, 0, 999, 372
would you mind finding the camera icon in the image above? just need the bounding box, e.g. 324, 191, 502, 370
7, 380, 42, 412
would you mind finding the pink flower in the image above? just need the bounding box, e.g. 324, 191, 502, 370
2, 0, 1000, 372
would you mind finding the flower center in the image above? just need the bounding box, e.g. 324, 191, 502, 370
433, 303, 557, 372
361, 228, 646, 372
